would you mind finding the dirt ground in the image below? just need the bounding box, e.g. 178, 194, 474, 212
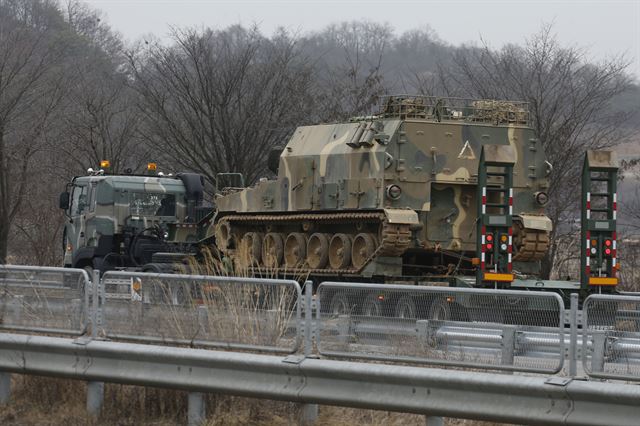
0, 376, 513, 426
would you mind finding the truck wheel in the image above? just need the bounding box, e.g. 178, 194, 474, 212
141, 263, 167, 304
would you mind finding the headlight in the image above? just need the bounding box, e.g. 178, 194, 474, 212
534, 191, 549, 206
386, 184, 402, 200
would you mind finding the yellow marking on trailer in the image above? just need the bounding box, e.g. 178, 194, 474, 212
588, 277, 618, 286
483, 273, 514, 282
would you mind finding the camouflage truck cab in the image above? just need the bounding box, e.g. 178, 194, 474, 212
60, 169, 205, 272
212, 96, 552, 277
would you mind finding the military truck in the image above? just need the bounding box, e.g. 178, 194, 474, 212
59, 163, 206, 274
208, 96, 552, 281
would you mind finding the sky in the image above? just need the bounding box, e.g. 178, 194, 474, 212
86, 0, 640, 79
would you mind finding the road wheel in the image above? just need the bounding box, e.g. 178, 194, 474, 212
329, 233, 352, 269
238, 232, 263, 268
307, 233, 329, 269
284, 232, 307, 268
352, 233, 376, 269
262, 232, 284, 268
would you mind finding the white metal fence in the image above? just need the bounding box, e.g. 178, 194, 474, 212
100, 271, 302, 353
3, 265, 640, 379
316, 282, 565, 373
583, 294, 640, 380
0, 265, 89, 335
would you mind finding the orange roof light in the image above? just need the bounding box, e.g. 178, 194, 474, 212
100, 160, 111, 169
147, 163, 157, 172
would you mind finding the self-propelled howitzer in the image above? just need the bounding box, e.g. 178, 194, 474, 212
209, 96, 552, 279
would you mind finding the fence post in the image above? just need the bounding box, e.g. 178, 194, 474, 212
86, 380, 104, 417
0, 372, 10, 404
425, 416, 444, 426
591, 331, 607, 374
300, 281, 318, 425
71, 298, 82, 331
8, 295, 23, 324
569, 293, 579, 377
337, 315, 351, 346
197, 305, 208, 336
188, 392, 206, 426
87, 270, 104, 418
416, 320, 429, 347
91, 270, 100, 338
501, 325, 517, 371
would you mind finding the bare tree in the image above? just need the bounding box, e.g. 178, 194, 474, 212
304, 22, 392, 121
0, 0, 73, 263
432, 24, 635, 278
129, 26, 313, 186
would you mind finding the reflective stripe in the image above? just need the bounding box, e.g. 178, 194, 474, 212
508, 189, 513, 215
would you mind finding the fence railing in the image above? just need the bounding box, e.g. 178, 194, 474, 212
4, 265, 640, 380
316, 282, 565, 373
101, 271, 302, 354
0, 265, 90, 335
583, 294, 640, 381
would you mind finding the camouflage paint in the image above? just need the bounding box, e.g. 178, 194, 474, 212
214, 97, 551, 253
63, 174, 189, 267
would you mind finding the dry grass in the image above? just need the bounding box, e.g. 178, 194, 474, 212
0, 376, 514, 425
0, 253, 514, 425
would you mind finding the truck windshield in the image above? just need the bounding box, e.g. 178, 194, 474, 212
129, 193, 176, 217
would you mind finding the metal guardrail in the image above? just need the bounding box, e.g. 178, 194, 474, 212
101, 271, 302, 354
0, 332, 639, 426
583, 294, 640, 380
0, 265, 90, 335
4, 265, 640, 381
317, 282, 565, 373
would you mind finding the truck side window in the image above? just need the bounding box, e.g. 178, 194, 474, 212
71, 185, 88, 215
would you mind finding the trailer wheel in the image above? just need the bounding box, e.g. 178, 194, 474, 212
428, 298, 451, 321
395, 296, 417, 319
362, 294, 383, 317
329, 292, 352, 316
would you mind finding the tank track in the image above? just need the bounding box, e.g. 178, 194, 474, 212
513, 228, 550, 262
216, 212, 412, 274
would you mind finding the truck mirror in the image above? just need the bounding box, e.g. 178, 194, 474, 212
59, 191, 70, 209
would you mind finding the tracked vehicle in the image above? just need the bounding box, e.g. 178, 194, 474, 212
209, 96, 552, 280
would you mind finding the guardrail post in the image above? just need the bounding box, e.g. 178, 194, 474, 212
188, 392, 206, 426
337, 315, 351, 346
91, 270, 100, 338
8, 295, 23, 324
501, 325, 517, 371
569, 293, 579, 377
86, 380, 104, 417
591, 331, 607, 374
416, 320, 429, 347
197, 305, 208, 336
300, 281, 318, 425
425, 416, 444, 426
0, 372, 10, 404
71, 298, 82, 330
87, 270, 105, 418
